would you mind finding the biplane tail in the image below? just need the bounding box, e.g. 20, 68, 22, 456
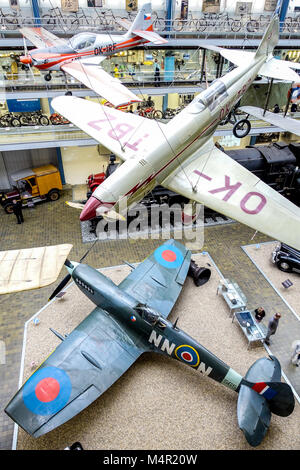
237, 356, 295, 447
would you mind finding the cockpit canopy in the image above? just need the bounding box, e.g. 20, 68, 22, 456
70, 33, 97, 51
190, 79, 228, 113
135, 304, 166, 327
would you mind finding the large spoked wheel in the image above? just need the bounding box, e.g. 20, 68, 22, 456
196, 19, 207, 32
173, 18, 183, 31
39, 115, 50, 126
233, 119, 251, 138
231, 19, 241, 32
152, 110, 163, 120
42, 14, 56, 30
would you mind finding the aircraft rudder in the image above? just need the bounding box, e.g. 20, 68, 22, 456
254, 14, 279, 59
127, 2, 153, 35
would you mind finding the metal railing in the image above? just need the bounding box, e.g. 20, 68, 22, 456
0, 10, 299, 38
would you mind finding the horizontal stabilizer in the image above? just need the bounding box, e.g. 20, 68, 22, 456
132, 29, 168, 44
259, 57, 300, 82
201, 45, 255, 67
239, 106, 300, 136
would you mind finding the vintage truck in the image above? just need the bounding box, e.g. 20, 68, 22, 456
0, 164, 62, 214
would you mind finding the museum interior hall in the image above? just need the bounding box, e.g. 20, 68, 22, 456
0, 0, 300, 453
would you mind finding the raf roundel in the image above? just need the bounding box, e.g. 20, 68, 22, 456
175, 345, 200, 368
23, 366, 72, 415
154, 245, 184, 269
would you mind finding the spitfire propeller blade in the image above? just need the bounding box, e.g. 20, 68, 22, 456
48, 241, 99, 301
48, 272, 71, 301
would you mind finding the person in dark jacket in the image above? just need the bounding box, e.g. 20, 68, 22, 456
12, 199, 24, 224
254, 306, 265, 323
264, 313, 281, 345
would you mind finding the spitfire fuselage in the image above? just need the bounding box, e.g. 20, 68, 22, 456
72, 263, 243, 392
89, 55, 266, 218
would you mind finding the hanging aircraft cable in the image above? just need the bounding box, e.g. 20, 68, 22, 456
191, 23, 262, 189
114, 40, 209, 193
48, 238, 99, 301
44, 0, 133, 154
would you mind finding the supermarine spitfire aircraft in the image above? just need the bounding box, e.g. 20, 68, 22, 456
52, 9, 300, 251
5, 240, 295, 446
19, 3, 166, 107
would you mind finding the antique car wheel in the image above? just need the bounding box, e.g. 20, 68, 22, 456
4, 202, 14, 214
277, 261, 292, 272
48, 189, 60, 201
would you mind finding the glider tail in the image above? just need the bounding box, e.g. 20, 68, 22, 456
254, 14, 279, 59
126, 2, 153, 36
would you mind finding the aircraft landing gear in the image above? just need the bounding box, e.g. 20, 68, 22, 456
44, 72, 52, 81
232, 118, 251, 138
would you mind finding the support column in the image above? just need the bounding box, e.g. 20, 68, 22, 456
278, 0, 290, 32
56, 147, 66, 185
166, 0, 174, 36
31, 0, 41, 26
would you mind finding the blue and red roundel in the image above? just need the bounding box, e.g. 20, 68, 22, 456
175, 345, 200, 368
154, 245, 184, 269
23, 366, 72, 415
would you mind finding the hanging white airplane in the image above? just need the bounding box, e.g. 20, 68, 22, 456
19, 3, 167, 107
52, 11, 300, 251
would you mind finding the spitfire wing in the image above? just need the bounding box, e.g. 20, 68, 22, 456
20, 27, 67, 48
161, 138, 300, 251
239, 106, 300, 136
118, 240, 191, 318
5, 306, 145, 438
61, 59, 142, 108
52, 95, 166, 161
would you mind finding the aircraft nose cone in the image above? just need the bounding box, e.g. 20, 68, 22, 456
20, 55, 32, 65
80, 196, 102, 221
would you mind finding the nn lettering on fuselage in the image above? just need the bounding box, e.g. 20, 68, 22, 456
148, 330, 213, 376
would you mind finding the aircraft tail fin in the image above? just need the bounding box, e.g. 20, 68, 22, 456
254, 14, 279, 59
247, 380, 295, 417
237, 356, 295, 446
125, 2, 153, 36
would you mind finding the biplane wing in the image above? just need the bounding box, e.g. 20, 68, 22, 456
119, 239, 191, 318
5, 305, 145, 438
161, 137, 300, 251
52, 95, 166, 162
239, 106, 300, 136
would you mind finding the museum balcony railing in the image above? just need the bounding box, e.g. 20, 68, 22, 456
0, 66, 228, 98
0, 13, 300, 40
0, 109, 299, 152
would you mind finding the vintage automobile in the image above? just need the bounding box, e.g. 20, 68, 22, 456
0, 164, 62, 214
272, 242, 300, 273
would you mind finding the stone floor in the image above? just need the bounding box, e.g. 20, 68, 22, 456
0, 186, 299, 450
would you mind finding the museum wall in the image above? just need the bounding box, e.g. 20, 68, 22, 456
2, 0, 300, 16
60, 145, 108, 185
